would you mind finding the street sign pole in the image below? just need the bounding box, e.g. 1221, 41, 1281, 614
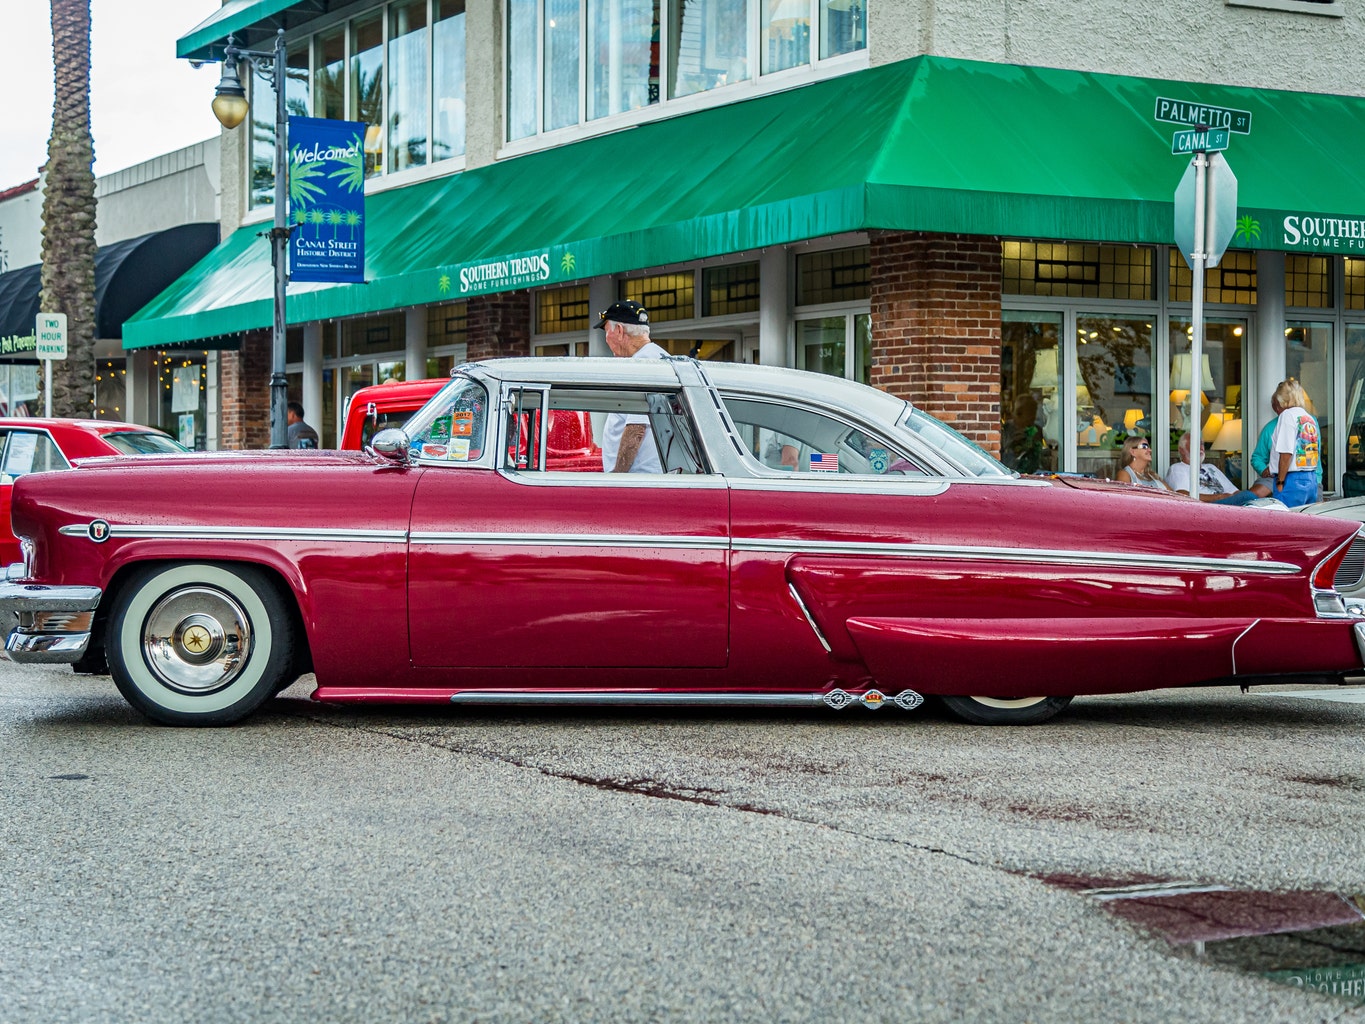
1189, 149, 1207, 500
35, 313, 68, 419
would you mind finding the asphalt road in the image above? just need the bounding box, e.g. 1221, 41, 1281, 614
2, 662, 1363, 1024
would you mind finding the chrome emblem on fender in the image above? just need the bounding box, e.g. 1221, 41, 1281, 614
87, 520, 112, 543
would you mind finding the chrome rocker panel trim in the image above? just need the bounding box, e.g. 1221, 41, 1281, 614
0, 581, 103, 665
449, 688, 925, 710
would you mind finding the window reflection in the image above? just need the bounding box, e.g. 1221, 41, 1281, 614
545, 0, 582, 130
507, 0, 540, 139
1344, 326, 1365, 494
764, 0, 811, 72
250, 44, 310, 209
670, 0, 751, 98
588, 0, 660, 118
1000, 312, 1060, 475
433, 0, 467, 159
1169, 318, 1246, 487
314, 27, 345, 120
388, 0, 430, 172
1074, 316, 1152, 480
1286, 321, 1333, 492
351, 13, 385, 178
819, 0, 864, 57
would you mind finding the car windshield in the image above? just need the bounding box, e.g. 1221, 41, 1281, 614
101, 432, 190, 455
898, 406, 1011, 478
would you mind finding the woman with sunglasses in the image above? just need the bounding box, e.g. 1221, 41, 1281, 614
1116, 435, 1172, 488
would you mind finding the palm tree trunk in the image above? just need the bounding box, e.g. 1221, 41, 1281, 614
40, 0, 97, 419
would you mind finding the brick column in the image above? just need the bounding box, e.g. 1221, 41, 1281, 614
869, 231, 1002, 454
467, 290, 532, 362
217, 332, 271, 449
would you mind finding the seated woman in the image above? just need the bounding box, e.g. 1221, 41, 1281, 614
1115, 436, 1172, 489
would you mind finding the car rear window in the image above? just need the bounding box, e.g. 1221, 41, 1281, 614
101, 432, 189, 455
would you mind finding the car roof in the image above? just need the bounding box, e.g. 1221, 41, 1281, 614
0, 417, 165, 434
347, 379, 446, 408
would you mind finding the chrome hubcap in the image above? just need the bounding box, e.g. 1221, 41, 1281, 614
142, 587, 251, 694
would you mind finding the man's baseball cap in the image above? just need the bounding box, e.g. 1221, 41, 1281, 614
594, 300, 650, 329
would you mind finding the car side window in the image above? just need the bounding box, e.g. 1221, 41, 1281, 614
0, 431, 70, 482
405, 377, 489, 463
722, 395, 929, 476
502, 386, 708, 475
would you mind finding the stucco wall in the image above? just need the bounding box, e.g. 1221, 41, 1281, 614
95, 139, 220, 245
0, 183, 44, 272
872, 0, 1365, 94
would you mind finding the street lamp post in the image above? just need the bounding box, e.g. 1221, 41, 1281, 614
211, 30, 290, 449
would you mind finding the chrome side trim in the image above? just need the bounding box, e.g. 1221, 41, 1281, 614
727, 477, 951, 496
735, 538, 1300, 576
498, 471, 729, 489
1229, 620, 1260, 677
449, 689, 925, 709
787, 583, 832, 652
411, 531, 727, 549
58, 524, 407, 543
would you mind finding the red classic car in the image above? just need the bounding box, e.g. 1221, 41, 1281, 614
2, 357, 1363, 727
342, 377, 602, 468
0, 418, 187, 566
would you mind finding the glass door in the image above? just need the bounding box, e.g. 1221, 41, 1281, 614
1000, 311, 1061, 474
1072, 315, 1153, 480
1169, 317, 1247, 488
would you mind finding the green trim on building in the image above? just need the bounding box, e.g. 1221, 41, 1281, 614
125, 55, 1365, 349
177, 0, 300, 60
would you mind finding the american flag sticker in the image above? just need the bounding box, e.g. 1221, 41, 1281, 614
809, 452, 838, 472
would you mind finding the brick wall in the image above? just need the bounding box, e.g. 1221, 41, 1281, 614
217, 331, 271, 450
869, 231, 1002, 453
467, 290, 531, 362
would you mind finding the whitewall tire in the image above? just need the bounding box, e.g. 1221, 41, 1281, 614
938, 694, 1073, 726
106, 563, 294, 726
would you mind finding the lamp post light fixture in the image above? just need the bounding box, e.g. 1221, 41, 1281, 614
211, 30, 290, 449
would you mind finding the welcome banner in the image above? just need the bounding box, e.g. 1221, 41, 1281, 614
288, 116, 367, 284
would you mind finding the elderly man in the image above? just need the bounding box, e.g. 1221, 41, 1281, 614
1166, 431, 1260, 506
596, 300, 669, 473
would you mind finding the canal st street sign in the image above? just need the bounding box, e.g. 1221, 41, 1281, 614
1154, 96, 1252, 134
1172, 127, 1230, 155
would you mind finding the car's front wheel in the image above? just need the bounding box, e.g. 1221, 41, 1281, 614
938, 694, 1072, 726
106, 563, 294, 726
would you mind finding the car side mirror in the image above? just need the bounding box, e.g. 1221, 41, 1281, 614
369, 427, 411, 465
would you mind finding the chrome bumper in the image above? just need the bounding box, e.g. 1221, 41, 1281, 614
0, 580, 103, 665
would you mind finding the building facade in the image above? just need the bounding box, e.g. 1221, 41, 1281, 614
130, 0, 1365, 494
0, 141, 220, 440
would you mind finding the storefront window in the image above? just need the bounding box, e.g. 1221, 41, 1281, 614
1074, 315, 1153, 480
819, 0, 864, 57
622, 273, 695, 322
1344, 325, 1365, 493
1286, 254, 1332, 308
389, 0, 430, 173
669, 0, 752, 98
250, 43, 310, 209
1002, 242, 1154, 300
702, 263, 759, 315
796, 317, 844, 377
351, 12, 385, 178
1169, 250, 1257, 304
156, 352, 209, 449
545, 0, 582, 130
1169, 319, 1246, 486
1000, 311, 1061, 475
764, 0, 811, 72
341, 312, 405, 358
433, 0, 467, 160
537, 285, 591, 333
1286, 321, 1333, 491
1346, 259, 1365, 311
507, 0, 540, 140
0, 365, 38, 416
795, 247, 869, 304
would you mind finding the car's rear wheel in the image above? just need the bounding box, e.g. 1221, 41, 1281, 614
106, 563, 293, 726
938, 694, 1072, 726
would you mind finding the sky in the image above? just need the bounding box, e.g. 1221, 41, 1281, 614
4, 0, 225, 188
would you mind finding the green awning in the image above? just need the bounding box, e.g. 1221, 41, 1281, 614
125, 55, 1365, 349
179, 1, 327, 61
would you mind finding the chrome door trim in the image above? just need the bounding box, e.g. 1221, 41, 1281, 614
58, 524, 408, 543
411, 531, 728, 549
734, 537, 1301, 575
449, 688, 925, 710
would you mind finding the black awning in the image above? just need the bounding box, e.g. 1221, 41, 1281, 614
0, 223, 220, 358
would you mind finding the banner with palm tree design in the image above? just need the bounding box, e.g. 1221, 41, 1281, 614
288, 116, 368, 284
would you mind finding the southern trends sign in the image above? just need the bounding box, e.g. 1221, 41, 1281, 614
287, 116, 367, 284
